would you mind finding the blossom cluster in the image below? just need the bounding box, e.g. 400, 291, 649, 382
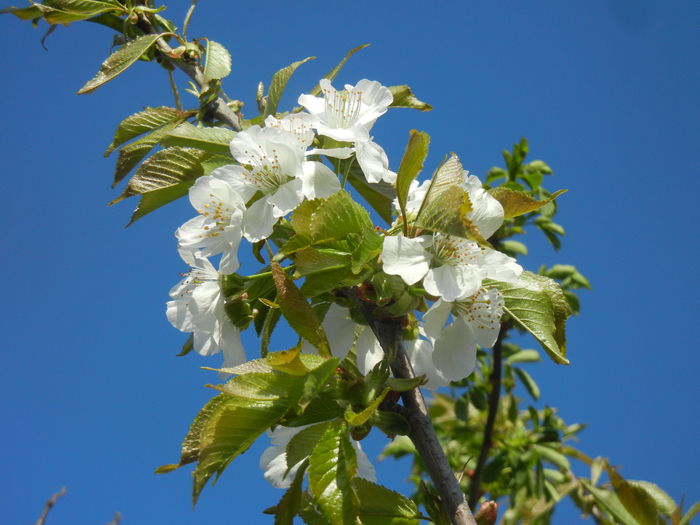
165, 78, 522, 486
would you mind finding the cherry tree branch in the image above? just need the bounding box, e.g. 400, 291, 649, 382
135, 13, 241, 131
35, 487, 66, 525
345, 289, 477, 525
468, 328, 506, 508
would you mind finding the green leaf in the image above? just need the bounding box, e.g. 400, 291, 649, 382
343, 159, 395, 224
353, 478, 422, 525
298, 358, 341, 411
160, 121, 236, 155
533, 444, 569, 470
609, 468, 662, 525
680, 501, 700, 525
273, 458, 309, 525
514, 367, 540, 400
203, 40, 231, 82
488, 187, 567, 219
501, 240, 528, 256
385, 376, 426, 392
308, 421, 358, 524
309, 44, 370, 97
78, 33, 164, 94
489, 271, 571, 365
5, 0, 126, 25
112, 120, 182, 187
388, 85, 432, 111
395, 130, 430, 225
580, 480, 639, 525
125, 182, 190, 225
505, 349, 540, 364
105, 106, 185, 155
115, 147, 216, 199
271, 262, 331, 356
265, 56, 315, 117
286, 421, 334, 475
626, 481, 677, 516
0, 5, 44, 20
345, 387, 390, 427
192, 371, 309, 502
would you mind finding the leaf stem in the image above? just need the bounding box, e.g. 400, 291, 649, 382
468, 327, 506, 508
167, 69, 183, 111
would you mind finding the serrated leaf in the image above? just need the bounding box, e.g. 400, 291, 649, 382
286, 422, 334, 475
105, 106, 184, 155
609, 468, 662, 525
308, 421, 358, 524
396, 130, 430, 224
273, 458, 309, 525
271, 262, 331, 356
388, 85, 432, 111
514, 367, 540, 399
414, 185, 477, 239
126, 182, 190, 225
78, 33, 164, 94
488, 187, 567, 218
160, 121, 236, 155
192, 371, 308, 503
265, 56, 315, 117
112, 120, 182, 187
203, 40, 231, 82
353, 478, 422, 525
7, 0, 125, 25
342, 158, 395, 224
309, 44, 370, 97
489, 271, 571, 365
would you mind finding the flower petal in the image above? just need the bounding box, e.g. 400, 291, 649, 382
267, 178, 304, 218
423, 264, 482, 302
382, 234, 432, 285
243, 198, 277, 242
300, 161, 341, 200
432, 317, 478, 382
355, 327, 384, 375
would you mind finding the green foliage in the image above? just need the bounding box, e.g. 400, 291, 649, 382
264, 56, 315, 117
78, 33, 165, 94
308, 44, 371, 97
203, 40, 231, 82
396, 129, 430, 229
159, 121, 235, 155
388, 85, 433, 112
353, 478, 422, 524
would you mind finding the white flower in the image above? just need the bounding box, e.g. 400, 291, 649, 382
260, 424, 376, 488
229, 125, 341, 241
382, 233, 522, 302
302, 304, 384, 375
298, 79, 393, 143
166, 251, 245, 367
404, 332, 449, 390
176, 167, 246, 274
422, 287, 504, 382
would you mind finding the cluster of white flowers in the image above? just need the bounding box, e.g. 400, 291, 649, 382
164, 77, 523, 487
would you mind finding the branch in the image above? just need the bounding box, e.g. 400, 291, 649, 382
135, 14, 241, 131
35, 487, 66, 525
345, 289, 477, 525
468, 328, 506, 508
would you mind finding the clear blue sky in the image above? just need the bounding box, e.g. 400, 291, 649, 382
1, 1, 698, 523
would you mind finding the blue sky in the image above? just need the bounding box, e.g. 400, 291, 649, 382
1, 1, 698, 523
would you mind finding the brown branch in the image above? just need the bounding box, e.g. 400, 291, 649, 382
135, 14, 241, 131
35, 487, 66, 525
106, 511, 122, 525
468, 328, 506, 508
345, 289, 477, 525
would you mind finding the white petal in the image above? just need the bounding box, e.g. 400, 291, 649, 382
323, 304, 358, 360
481, 249, 523, 283
381, 235, 431, 285
267, 178, 304, 218
166, 298, 194, 332
307, 147, 354, 159
298, 93, 325, 115
300, 161, 341, 199
316, 124, 370, 143
355, 328, 384, 375
462, 288, 504, 348
355, 140, 394, 184
405, 337, 449, 389
422, 299, 453, 341
423, 264, 482, 302
260, 446, 294, 489
220, 321, 246, 368
432, 318, 477, 382
243, 198, 277, 242
464, 177, 504, 240
353, 440, 377, 482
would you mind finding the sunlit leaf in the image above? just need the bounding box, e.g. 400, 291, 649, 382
264, 56, 315, 117
160, 121, 235, 155
388, 85, 432, 111
488, 187, 567, 219
203, 40, 231, 82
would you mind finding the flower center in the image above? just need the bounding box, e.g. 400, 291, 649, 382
322, 87, 362, 129
197, 194, 237, 239
240, 145, 291, 193
430, 234, 483, 268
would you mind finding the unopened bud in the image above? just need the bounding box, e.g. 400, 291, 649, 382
475, 501, 498, 525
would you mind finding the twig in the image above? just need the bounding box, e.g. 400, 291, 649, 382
167, 69, 183, 111
345, 288, 477, 525
106, 511, 122, 525
135, 14, 241, 131
468, 328, 506, 508
35, 487, 67, 525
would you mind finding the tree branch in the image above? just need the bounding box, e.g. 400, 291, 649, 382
135, 14, 241, 131
345, 289, 477, 525
35, 487, 66, 525
468, 328, 506, 508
